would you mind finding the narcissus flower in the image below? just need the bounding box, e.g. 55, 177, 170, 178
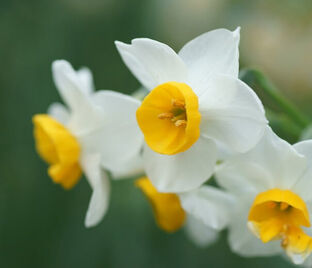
135, 177, 231, 247
33, 60, 142, 227
215, 127, 312, 265
116, 28, 268, 193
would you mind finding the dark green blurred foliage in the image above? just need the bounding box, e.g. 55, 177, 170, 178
0, 0, 303, 267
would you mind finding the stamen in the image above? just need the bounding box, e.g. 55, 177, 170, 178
158, 112, 174, 119
171, 114, 186, 122
283, 224, 290, 232
172, 99, 185, 109
267, 201, 277, 209
280, 202, 289, 211
174, 120, 187, 127
281, 237, 289, 248
157, 99, 188, 127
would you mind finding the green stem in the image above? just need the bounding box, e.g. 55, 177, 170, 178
265, 108, 301, 143
240, 69, 310, 129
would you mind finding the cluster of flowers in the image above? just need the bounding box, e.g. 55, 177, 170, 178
33, 28, 312, 266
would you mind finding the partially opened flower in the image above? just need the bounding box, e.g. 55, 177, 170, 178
135, 177, 232, 247
33, 60, 142, 227
116, 28, 268, 193
214, 127, 312, 265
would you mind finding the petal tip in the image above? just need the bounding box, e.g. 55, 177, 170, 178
52, 59, 72, 75
84, 213, 101, 228
115, 40, 129, 51
84, 219, 96, 228
114, 40, 122, 46
233, 27, 241, 40
52, 59, 68, 68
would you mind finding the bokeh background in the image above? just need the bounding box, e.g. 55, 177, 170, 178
1, 0, 312, 267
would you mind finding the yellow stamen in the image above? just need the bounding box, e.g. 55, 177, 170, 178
280, 202, 289, 211
248, 188, 312, 262
283, 224, 290, 232
171, 98, 185, 108
136, 82, 201, 155
174, 120, 187, 127
135, 177, 186, 233
267, 201, 277, 209
171, 112, 186, 122
33, 114, 82, 189
158, 112, 174, 119
282, 236, 289, 247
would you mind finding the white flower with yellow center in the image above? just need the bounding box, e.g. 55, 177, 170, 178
213, 127, 312, 265
33, 60, 142, 227
116, 28, 268, 192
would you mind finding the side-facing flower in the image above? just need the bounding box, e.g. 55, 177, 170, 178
33, 60, 143, 227
214, 127, 312, 265
135, 177, 232, 247
116, 28, 268, 193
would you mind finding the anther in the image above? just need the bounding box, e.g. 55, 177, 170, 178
174, 120, 187, 127
158, 112, 174, 120
280, 202, 289, 211
172, 99, 185, 109
281, 237, 289, 248
267, 201, 277, 209
282, 224, 289, 232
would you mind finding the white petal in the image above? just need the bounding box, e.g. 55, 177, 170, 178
228, 199, 283, 257
215, 140, 235, 161
179, 185, 234, 230
52, 60, 91, 112
109, 150, 144, 180
179, 28, 240, 95
293, 140, 312, 165
78, 90, 143, 170
216, 127, 307, 193
199, 74, 267, 153
216, 161, 274, 196
47, 102, 70, 126
293, 140, 312, 201
115, 39, 187, 90
80, 153, 110, 228
184, 215, 219, 248
143, 137, 217, 193
76, 67, 94, 94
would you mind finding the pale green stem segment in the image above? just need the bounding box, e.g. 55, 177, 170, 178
240, 69, 311, 129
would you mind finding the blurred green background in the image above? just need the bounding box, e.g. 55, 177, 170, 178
2, 0, 312, 267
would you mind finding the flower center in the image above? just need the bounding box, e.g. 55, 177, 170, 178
157, 98, 187, 127
136, 82, 201, 155
248, 189, 312, 263
136, 177, 186, 232
33, 114, 82, 189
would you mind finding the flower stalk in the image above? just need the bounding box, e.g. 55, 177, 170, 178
240, 69, 311, 130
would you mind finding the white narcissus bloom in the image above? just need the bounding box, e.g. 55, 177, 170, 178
33, 60, 143, 228
206, 127, 312, 265
115, 27, 268, 193
135, 177, 231, 247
